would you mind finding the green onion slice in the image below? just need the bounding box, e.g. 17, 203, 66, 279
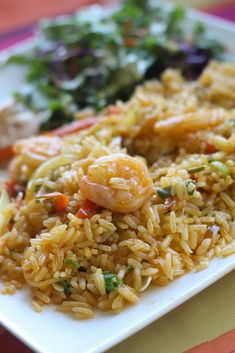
127, 265, 134, 273
64, 259, 80, 270
185, 180, 196, 196
60, 280, 71, 295
156, 186, 172, 199
210, 161, 229, 177
103, 271, 123, 293
188, 166, 205, 174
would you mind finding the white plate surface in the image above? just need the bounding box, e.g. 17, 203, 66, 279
1, 6, 235, 353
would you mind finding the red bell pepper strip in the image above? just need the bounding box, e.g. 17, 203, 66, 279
51, 118, 99, 137
76, 200, 99, 219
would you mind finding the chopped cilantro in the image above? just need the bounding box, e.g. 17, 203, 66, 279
210, 161, 230, 177
188, 166, 205, 174
64, 259, 80, 270
103, 271, 123, 293
35, 184, 42, 193
60, 280, 71, 295
156, 186, 172, 199
127, 265, 134, 273
185, 180, 196, 196
78, 266, 87, 273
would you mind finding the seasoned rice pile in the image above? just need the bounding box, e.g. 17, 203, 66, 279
1, 61, 235, 319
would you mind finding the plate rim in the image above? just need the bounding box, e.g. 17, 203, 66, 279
1, 257, 235, 353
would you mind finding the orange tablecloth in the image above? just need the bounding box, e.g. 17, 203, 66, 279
0, 0, 107, 34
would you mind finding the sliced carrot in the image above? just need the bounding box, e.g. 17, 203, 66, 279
51, 118, 99, 137
0, 145, 14, 162
35, 192, 69, 212
76, 200, 99, 219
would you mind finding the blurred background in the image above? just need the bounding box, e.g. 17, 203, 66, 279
0, 0, 235, 35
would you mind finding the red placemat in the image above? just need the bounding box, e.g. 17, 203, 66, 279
0, 330, 32, 353
0, 0, 109, 50
0, 0, 108, 34
184, 329, 235, 353
205, 0, 235, 22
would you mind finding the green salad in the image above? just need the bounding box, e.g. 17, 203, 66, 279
8, 0, 224, 131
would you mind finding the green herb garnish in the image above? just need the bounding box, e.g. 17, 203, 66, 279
103, 271, 123, 293
127, 265, 134, 273
210, 161, 230, 177
35, 184, 42, 193
64, 259, 80, 270
185, 180, 196, 196
60, 280, 71, 295
193, 22, 205, 38
79, 266, 87, 273
7, 0, 224, 131
188, 166, 205, 174
156, 186, 172, 199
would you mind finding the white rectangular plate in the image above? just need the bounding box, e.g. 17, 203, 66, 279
1, 6, 235, 353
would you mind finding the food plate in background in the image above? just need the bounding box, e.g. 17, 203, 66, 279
0, 6, 235, 353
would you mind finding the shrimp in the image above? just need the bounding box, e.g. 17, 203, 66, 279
13, 136, 63, 167
154, 110, 225, 137
79, 153, 153, 213
9, 136, 63, 183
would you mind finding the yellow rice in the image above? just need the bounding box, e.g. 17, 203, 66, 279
1, 61, 235, 319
